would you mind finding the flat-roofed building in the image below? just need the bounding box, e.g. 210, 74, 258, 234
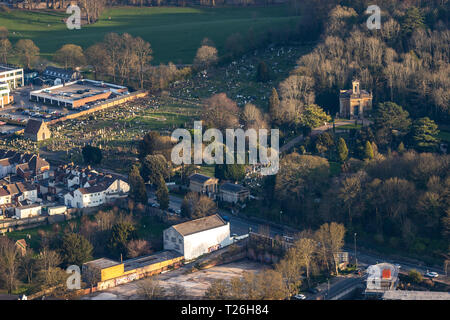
0, 64, 24, 90
15, 203, 42, 219
0, 82, 13, 108
163, 214, 231, 260
29, 79, 128, 109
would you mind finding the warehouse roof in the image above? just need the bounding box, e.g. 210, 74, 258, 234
83, 258, 119, 269
172, 214, 226, 237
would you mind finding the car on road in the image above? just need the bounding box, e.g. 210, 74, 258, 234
151, 203, 159, 208
424, 271, 439, 278
222, 215, 230, 222
291, 294, 306, 300
175, 209, 181, 215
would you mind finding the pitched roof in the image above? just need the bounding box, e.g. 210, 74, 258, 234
78, 183, 108, 195
220, 182, 248, 193
24, 119, 46, 135
189, 173, 215, 184
171, 214, 226, 237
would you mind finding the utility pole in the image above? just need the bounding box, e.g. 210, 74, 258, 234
354, 233, 358, 268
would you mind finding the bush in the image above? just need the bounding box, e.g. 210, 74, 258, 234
408, 269, 423, 283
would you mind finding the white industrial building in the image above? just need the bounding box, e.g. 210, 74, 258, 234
163, 214, 232, 260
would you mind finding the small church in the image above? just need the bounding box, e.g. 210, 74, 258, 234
339, 80, 373, 119
24, 119, 51, 142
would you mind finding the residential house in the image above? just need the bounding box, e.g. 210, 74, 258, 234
15, 203, 42, 219
64, 177, 129, 209
219, 182, 250, 204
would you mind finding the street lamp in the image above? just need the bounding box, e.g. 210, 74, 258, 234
280, 210, 283, 223
354, 233, 358, 268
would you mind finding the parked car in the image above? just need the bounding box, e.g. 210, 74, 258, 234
425, 271, 439, 278
291, 294, 306, 300
222, 215, 230, 222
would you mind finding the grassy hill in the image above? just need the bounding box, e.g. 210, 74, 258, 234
1, 6, 299, 64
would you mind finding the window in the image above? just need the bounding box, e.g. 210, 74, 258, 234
171, 237, 176, 242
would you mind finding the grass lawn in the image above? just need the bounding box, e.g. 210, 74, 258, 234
336, 124, 363, 130
1, 6, 299, 63
329, 161, 341, 176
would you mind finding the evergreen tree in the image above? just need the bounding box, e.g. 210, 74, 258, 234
61, 233, 93, 266
402, 6, 425, 35
128, 164, 147, 203
364, 141, 374, 160
256, 60, 270, 82
411, 117, 440, 152
268, 88, 280, 123
337, 138, 348, 163
156, 177, 169, 210
299, 104, 331, 129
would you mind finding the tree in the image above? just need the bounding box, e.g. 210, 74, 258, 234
126, 239, 151, 258
373, 102, 411, 146
364, 141, 374, 160
275, 153, 329, 216
20, 248, 37, 284
0, 237, 19, 294
241, 103, 268, 130
15, 39, 40, 70
53, 44, 85, 69
329, 222, 346, 275
142, 154, 171, 185
337, 138, 348, 163
408, 269, 423, 283
256, 61, 270, 82
202, 93, 239, 131
138, 278, 166, 300
82, 145, 102, 165
402, 7, 425, 35
0, 38, 12, 64
129, 164, 147, 203
156, 177, 169, 211
193, 45, 218, 70
109, 222, 136, 258
133, 36, 153, 89
299, 104, 331, 129
181, 192, 216, 219
292, 237, 317, 286
315, 132, 334, 154
268, 88, 281, 124
85, 43, 108, 80
411, 117, 440, 152
215, 163, 246, 182
61, 233, 93, 266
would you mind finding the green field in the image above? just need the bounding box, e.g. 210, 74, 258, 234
1, 6, 299, 63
